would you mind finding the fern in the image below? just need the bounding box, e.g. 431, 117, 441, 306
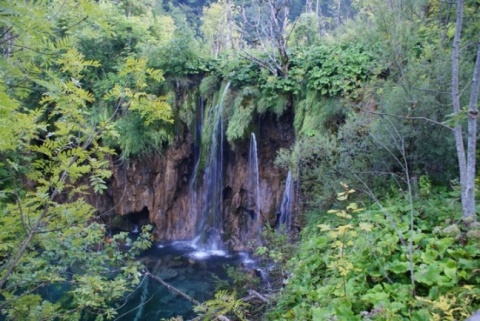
106, 113, 173, 159
194, 290, 250, 321
57, 49, 100, 75
200, 74, 220, 97
294, 95, 345, 137
226, 94, 255, 143
257, 93, 288, 116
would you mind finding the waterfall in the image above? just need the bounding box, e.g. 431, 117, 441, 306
195, 82, 230, 253
245, 132, 263, 245
247, 133, 260, 219
277, 171, 293, 232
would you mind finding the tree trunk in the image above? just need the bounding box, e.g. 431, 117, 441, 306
278, 0, 290, 77
306, 0, 313, 13
336, 0, 342, 28
316, 0, 325, 36
226, 0, 233, 50
451, 0, 468, 216
451, 0, 479, 219
465, 44, 480, 218
238, 0, 290, 77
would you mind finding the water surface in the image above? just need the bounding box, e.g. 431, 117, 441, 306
116, 242, 248, 320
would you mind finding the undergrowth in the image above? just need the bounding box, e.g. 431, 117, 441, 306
267, 184, 480, 320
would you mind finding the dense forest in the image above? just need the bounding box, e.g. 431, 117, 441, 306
1, 0, 480, 320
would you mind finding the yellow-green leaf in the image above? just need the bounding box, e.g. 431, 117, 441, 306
317, 224, 331, 231
359, 222, 374, 232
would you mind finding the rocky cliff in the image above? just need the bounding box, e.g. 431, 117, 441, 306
86, 112, 294, 250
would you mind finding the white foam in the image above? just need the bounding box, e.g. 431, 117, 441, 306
189, 249, 229, 260
171, 240, 197, 249
210, 249, 227, 256
190, 251, 209, 259
239, 252, 255, 265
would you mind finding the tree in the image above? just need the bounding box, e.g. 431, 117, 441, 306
0, 1, 156, 319
238, 0, 292, 77
451, 0, 480, 219
201, 0, 236, 57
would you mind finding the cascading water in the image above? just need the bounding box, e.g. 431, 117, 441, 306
194, 82, 230, 255
277, 171, 293, 232
244, 132, 263, 246
247, 133, 260, 219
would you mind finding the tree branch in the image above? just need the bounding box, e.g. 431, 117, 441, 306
241, 289, 270, 303
146, 272, 200, 305
0, 133, 97, 289
0, 26, 13, 42
364, 110, 453, 130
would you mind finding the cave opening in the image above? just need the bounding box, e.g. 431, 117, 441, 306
125, 206, 150, 233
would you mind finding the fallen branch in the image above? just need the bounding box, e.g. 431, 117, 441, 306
242, 289, 270, 303
146, 272, 200, 305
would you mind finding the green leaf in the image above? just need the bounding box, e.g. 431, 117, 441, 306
362, 285, 390, 303
387, 261, 410, 274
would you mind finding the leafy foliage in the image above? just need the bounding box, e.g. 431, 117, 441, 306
295, 44, 375, 97
0, 1, 158, 319
254, 226, 296, 290
200, 0, 238, 56
194, 290, 250, 321
225, 86, 258, 142
293, 95, 345, 136
267, 186, 480, 320
205, 39, 377, 145
213, 264, 261, 297
100, 56, 174, 158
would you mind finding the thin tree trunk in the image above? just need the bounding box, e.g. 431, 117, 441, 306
336, 0, 342, 28
0, 190, 56, 289
306, 0, 313, 13
226, 0, 232, 50
451, 0, 468, 216
465, 44, 480, 218
279, 0, 290, 77
238, 0, 290, 77
316, 0, 325, 36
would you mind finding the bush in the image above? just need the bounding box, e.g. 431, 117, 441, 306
268, 186, 480, 320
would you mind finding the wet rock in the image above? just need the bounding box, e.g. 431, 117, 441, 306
85, 112, 294, 250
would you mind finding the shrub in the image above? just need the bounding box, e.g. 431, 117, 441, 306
268, 186, 480, 320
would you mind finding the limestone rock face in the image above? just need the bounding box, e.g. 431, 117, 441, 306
87, 113, 294, 250
223, 113, 294, 250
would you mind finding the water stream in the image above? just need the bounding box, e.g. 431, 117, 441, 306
244, 132, 263, 247
277, 171, 293, 231
247, 133, 260, 220
194, 82, 230, 255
